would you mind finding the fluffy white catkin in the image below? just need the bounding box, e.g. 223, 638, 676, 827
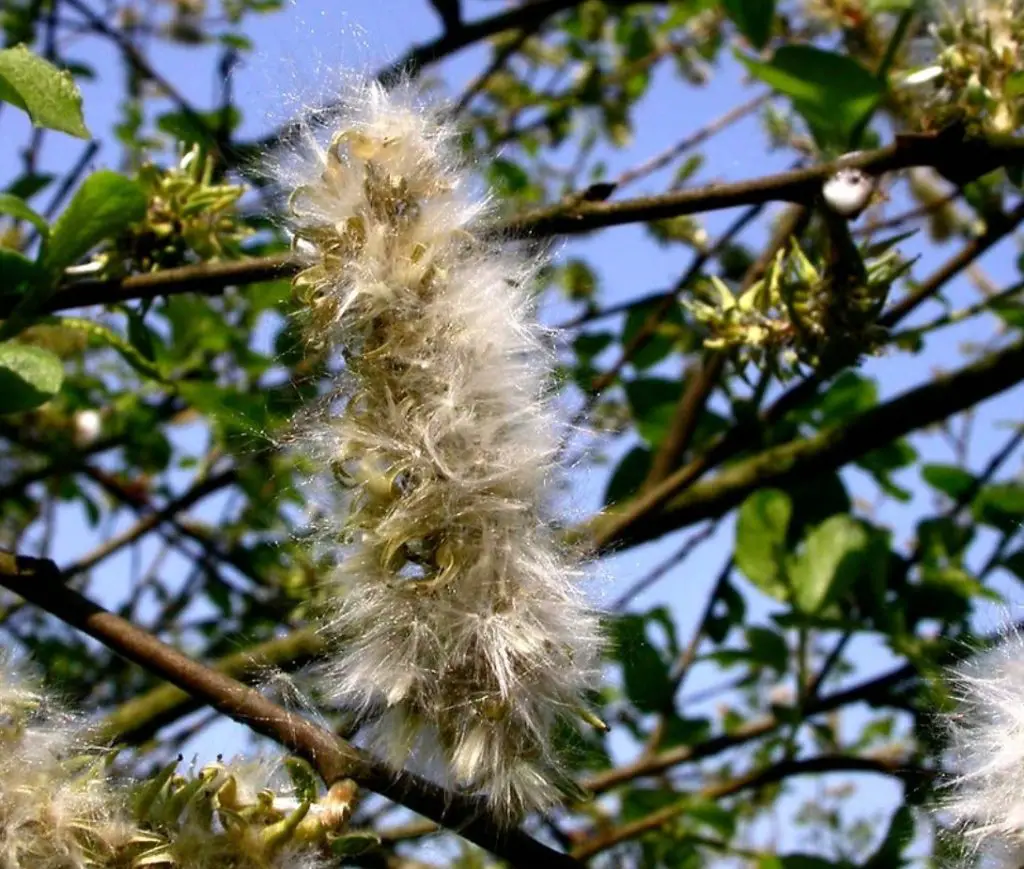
276, 79, 604, 820
0, 656, 342, 869
0, 655, 134, 869
939, 629, 1024, 868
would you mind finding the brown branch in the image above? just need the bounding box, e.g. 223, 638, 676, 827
23, 132, 1022, 319
590, 337, 1024, 552
63, 468, 237, 579
572, 751, 918, 860
580, 661, 916, 794
880, 200, 1024, 326
853, 189, 962, 238
641, 556, 733, 755
613, 91, 772, 192
504, 130, 1024, 239
248, 0, 593, 159
97, 626, 325, 746
609, 523, 717, 611
0, 551, 584, 869
0, 255, 293, 319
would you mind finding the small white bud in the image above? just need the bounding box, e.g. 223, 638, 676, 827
290, 233, 318, 257
63, 260, 107, 277
73, 409, 103, 447
822, 167, 875, 219
901, 65, 944, 87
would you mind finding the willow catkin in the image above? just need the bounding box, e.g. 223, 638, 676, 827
275, 79, 604, 821
0, 655, 135, 869
0, 654, 343, 868
939, 629, 1024, 868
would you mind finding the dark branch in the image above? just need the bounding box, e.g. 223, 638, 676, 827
0, 552, 583, 869
592, 337, 1024, 551
23, 130, 1022, 318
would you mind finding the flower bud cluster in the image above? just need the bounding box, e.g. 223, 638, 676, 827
0, 656, 354, 868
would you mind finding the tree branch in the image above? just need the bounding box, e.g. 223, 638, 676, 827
247, 0, 593, 158
0, 552, 584, 869
62, 468, 238, 579
504, 129, 1024, 239
97, 626, 324, 746
590, 337, 1024, 551
24, 130, 1022, 318
572, 750, 917, 859
0, 255, 293, 320
580, 662, 916, 794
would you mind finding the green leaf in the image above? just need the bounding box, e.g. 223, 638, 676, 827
1005, 70, 1024, 99
573, 331, 614, 363
706, 577, 746, 642
50, 317, 164, 381
868, 0, 920, 10
917, 517, 972, 566
329, 831, 381, 857
126, 310, 160, 362
745, 625, 789, 673
0, 341, 63, 414
283, 757, 320, 804
660, 715, 711, 747
0, 44, 90, 138
805, 370, 877, 425
739, 46, 882, 147
722, 0, 775, 49
921, 463, 977, 501
612, 614, 673, 713
5, 172, 55, 200
561, 258, 598, 301
920, 565, 995, 604
625, 377, 682, 445
0, 249, 46, 301
157, 107, 240, 148
858, 439, 916, 501
604, 445, 651, 506
43, 170, 147, 273
1001, 548, 1024, 581
864, 805, 914, 868
787, 474, 851, 542
688, 801, 737, 838
0, 192, 48, 237
488, 157, 532, 198
760, 857, 843, 869
622, 300, 687, 370
974, 483, 1024, 533
789, 515, 875, 614
735, 489, 792, 601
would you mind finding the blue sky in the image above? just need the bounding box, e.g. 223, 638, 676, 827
3, 0, 1024, 862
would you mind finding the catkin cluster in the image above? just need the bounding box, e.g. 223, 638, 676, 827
0, 657, 133, 869
939, 630, 1024, 868
0, 655, 347, 868
277, 80, 603, 820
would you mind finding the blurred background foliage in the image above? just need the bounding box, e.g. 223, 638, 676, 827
1, 0, 1023, 866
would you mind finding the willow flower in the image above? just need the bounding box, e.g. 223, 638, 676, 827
0, 655, 342, 868
274, 79, 604, 821
0, 655, 134, 869
939, 629, 1024, 867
